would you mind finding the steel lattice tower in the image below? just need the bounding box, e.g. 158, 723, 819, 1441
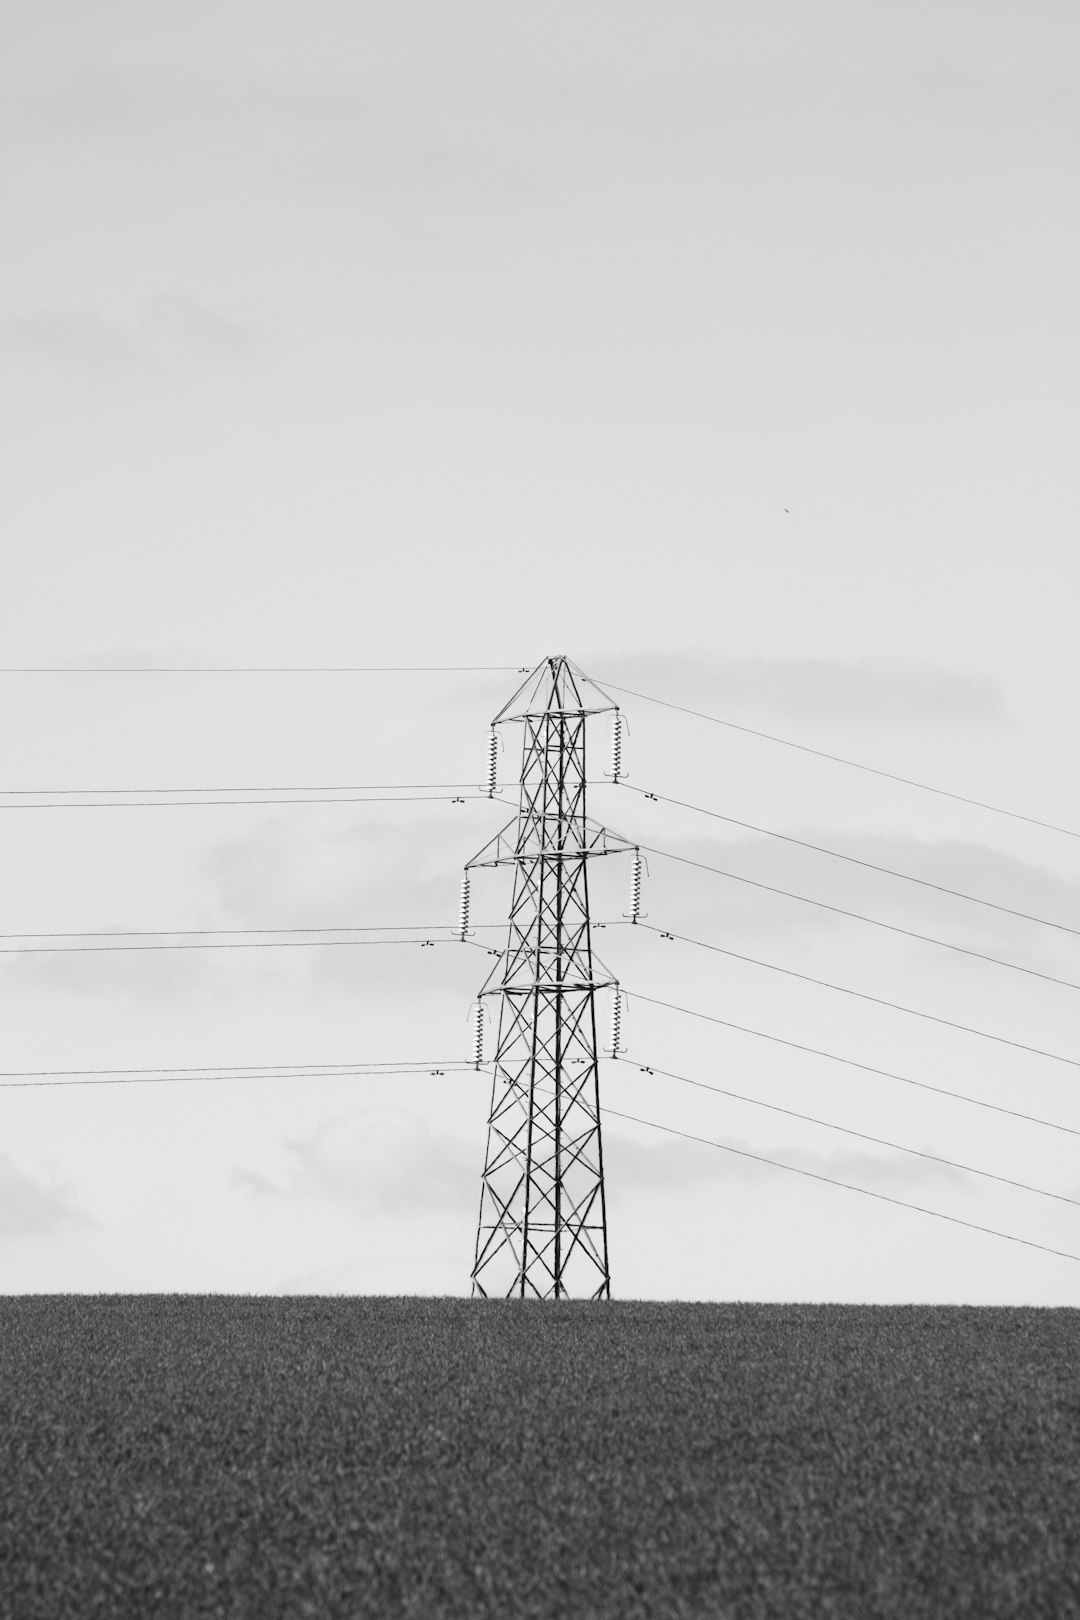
466, 656, 630, 1299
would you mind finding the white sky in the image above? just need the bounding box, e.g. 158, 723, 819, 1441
1, 1, 1079, 1301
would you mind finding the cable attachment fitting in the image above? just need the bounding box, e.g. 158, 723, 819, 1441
623, 849, 648, 923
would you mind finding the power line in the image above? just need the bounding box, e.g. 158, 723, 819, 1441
0, 665, 527, 674
0, 781, 482, 797
0, 1058, 467, 1077
0, 936, 472, 956
627, 922, 1080, 1070
616, 783, 1080, 940
638, 844, 1080, 994
0, 793, 491, 811
601, 1106, 1080, 1267
0, 1060, 474, 1089
0, 924, 503, 943
620, 1057, 1080, 1209
598, 679, 1080, 841
626, 988, 1080, 1139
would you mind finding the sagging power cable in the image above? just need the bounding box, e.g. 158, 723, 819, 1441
0, 793, 492, 810
0, 936, 473, 956
625, 988, 1080, 1139
597, 679, 1080, 842
601, 1106, 1080, 1267
623, 922, 1080, 1070
614, 782, 1080, 940
0, 665, 526, 674
616, 1057, 1080, 1209
0, 923, 504, 944
1, 1060, 475, 1089
636, 844, 1080, 994
0, 781, 483, 797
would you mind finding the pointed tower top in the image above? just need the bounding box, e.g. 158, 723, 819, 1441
491, 655, 618, 725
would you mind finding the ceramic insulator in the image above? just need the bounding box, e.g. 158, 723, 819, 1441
609, 711, 624, 781
629, 850, 643, 922
471, 1001, 485, 1066
609, 988, 624, 1055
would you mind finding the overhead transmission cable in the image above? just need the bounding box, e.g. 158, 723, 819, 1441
625, 988, 1080, 1139
0, 781, 482, 798
597, 679, 1080, 841
0, 1060, 473, 1089
0, 936, 477, 956
614, 783, 1080, 940
601, 1107, 1080, 1267
616, 1058, 1080, 1209
0, 1058, 468, 1078
622, 922, 1080, 1070
0, 923, 504, 943
0, 665, 528, 674
0, 793, 492, 811
634, 843, 1080, 994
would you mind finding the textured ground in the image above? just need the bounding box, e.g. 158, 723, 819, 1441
1, 1297, 1078, 1619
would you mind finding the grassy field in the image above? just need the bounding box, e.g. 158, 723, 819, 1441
1, 1298, 1078, 1618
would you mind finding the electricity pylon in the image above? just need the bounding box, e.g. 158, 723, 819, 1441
465, 655, 631, 1299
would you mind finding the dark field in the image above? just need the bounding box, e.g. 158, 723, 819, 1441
2, 1299, 1079, 1619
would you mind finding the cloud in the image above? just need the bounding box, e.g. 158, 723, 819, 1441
793, 836, 1080, 962
62, 646, 188, 669
139, 292, 249, 360
236, 1108, 476, 1216
6, 71, 549, 212
590, 652, 1005, 726
0, 801, 488, 1007
0, 944, 217, 999
603, 1127, 965, 1197
0, 312, 139, 368
230, 1166, 280, 1198
629, 827, 1080, 969
0, 1153, 87, 1238
270, 90, 550, 207
204, 808, 466, 928
201, 808, 487, 995
202, 802, 511, 1003
1, 295, 249, 372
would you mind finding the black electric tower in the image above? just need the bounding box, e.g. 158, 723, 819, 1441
465, 655, 630, 1298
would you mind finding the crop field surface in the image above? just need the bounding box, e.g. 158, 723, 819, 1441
1, 1299, 1078, 1619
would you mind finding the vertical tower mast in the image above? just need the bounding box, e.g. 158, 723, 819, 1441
467, 656, 626, 1299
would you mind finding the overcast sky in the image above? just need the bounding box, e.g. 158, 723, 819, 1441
2, 1, 1079, 1302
